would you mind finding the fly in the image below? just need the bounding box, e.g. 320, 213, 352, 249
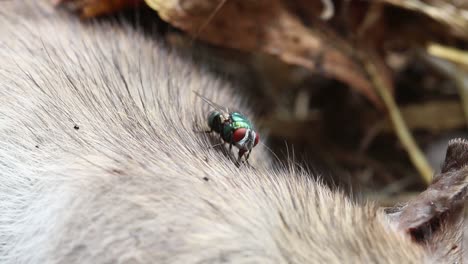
194, 91, 260, 165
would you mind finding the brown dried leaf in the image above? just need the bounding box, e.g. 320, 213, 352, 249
145, 0, 382, 108
378, 0, 468, 40
53, 0, 141, 18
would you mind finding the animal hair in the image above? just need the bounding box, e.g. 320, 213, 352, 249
0, 1, 465, 263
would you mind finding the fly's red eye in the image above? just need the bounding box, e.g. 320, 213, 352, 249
232, 128, 247, 143
254, 133, 260, 147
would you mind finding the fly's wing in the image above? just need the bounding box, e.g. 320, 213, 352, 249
193, 90, 230, 114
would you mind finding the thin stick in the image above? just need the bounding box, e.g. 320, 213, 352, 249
427, 44, 468, 128
428, 43, 468, 68
363, 56, 433, 184
192, 0, 228, 42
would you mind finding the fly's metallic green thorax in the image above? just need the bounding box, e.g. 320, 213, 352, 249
221, 112, 253, 140
207, 111, 253, 139
230, 112, 253, 129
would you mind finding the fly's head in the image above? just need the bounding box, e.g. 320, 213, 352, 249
232, 128, 259, 152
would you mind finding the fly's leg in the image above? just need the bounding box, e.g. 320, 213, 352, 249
235, 152, 242, 168
237, 149, 247, 165
245, 150, 251, 161
228, 131, 233, 151
243, 150, 252, 166
209, 142, 225, 149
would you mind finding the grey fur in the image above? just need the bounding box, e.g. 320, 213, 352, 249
0, 1, 463, 263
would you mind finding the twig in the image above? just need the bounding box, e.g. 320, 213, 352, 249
192, 0, 228, 43
363, 54, 434, 185
427, 44, 468, 129
428, 43, 468, 68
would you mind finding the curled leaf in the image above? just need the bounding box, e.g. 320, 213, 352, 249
54, 0, 141, 18
145, 0, 381, 108
378, 0, 468, 40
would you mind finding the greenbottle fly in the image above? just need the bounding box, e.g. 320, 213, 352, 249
194, 91, 260, 164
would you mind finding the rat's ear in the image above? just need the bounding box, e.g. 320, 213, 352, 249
441, 138, 468, 173
382, 138, 468, 263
